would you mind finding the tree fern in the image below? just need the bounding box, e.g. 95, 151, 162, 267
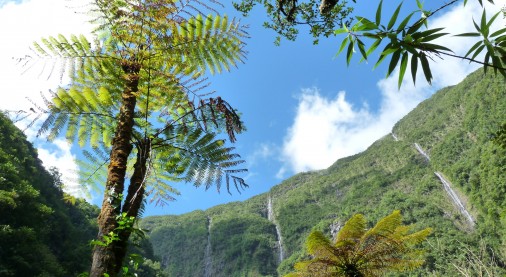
22, 0, 248, 275
286, 211, 432, 277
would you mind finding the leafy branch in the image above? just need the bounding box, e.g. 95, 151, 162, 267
335, 0, 506, 88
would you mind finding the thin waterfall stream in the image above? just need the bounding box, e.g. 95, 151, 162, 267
434, 172, 475, 227
267, 196, 284, 262
203, 216, 213, 277
414, 143, 430, 161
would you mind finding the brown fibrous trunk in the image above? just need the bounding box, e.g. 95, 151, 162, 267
114, 139, 151, 271
90, 60, 140, 277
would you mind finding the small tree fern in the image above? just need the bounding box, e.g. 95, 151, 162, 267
285, 210, 432, 277
20, 0, 249, 276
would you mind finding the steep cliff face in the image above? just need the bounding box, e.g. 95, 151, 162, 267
0, 113, 100, 276
142, 70, 506, 276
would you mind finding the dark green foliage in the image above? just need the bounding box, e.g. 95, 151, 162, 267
0, 113, 99, 276
233, 0, 355, 44
141, 69, 505, 276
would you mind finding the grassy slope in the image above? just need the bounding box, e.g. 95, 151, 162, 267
142, 69, 506, 276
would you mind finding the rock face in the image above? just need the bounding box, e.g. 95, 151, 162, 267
142, 69, 506, 276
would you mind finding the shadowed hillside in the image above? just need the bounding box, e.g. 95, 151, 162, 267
0, 113, 100, 276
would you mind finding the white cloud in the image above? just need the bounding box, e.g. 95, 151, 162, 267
36, 139, 89, 198
278, 1, 505, 176
247, 143, 277, 167
0, 0, 93, 199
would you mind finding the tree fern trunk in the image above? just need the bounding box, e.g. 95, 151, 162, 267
90, 60, 140, 277
114, 139, 150, 272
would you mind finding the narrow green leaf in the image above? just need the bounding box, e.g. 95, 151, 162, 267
484, 40, 495, 56
419, 53, 432, 84
346, 40, 354, 66
334, 28, 347, 35
421, 33, 449, 42
407, 20, 424, 35
464, 41, 483, 58
357, 39, 367, 61
480, 9, 488, 37
491, 55, 501, 74
397, 12, 414, 32
387, 50, 401, 77
375, 0, 383, 26
374, 44, 395, 69
398, 52, 408, 89
473, 18, 481, 33
356, 17, 377, 31
410, 52, 418, 85
337, 36, 349, 55
388, 3, 403, 30
419, 43, 453, 52
412, 28, 446, 40
484, 52, 490, 73
375, 54, 387, 70
471, 44, 486, 61
366, 39, 382, 57
363, 32, 382, 39
486, 11, 501, 30
454, 32, 481, 37
404, 43, 418, 55
490, 28, 506, 37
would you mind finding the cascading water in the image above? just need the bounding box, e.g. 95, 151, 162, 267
203, 216, 213, 277
391, 133, 399, 141
434, 172, 475, 227
414, 143, 430, 161
267, 196, 284, 262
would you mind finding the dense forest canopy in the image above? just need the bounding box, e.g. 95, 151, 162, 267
0, 112, 99, 276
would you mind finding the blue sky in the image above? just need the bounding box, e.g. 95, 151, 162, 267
0, 0, 503, 216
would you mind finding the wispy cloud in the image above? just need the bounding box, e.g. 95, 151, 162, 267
277, 1, 504, 177
0, 0, 93, 199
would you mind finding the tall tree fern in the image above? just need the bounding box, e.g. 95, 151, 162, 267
23, 0, 248, 276
285, 210, 432, 277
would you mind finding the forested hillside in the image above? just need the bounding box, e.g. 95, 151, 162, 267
141, 69, 506, 276
0, 113, 100, 276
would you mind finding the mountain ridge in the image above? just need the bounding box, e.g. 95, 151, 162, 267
141, 69, 506, 276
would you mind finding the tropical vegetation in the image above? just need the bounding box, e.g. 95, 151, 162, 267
140, 68, 506, 276
22, 0, 249, 275
0, 112, 100, 276
285, 211, 432, 277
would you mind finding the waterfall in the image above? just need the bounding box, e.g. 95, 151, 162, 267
434, 172, 475, 227
203, 216, 213, 277
414, 143, 430, 161
267, 196, 284, 262
391, 133, 399, 141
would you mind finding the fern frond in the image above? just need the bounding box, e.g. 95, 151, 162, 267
173, 14, 247, 75
36, 86, 117, 147
28, 34, 108, 81
152, 125, 246, 194
289, 211, 432, 276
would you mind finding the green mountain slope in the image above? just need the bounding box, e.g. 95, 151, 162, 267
141, 69, 506, 276
0, 113, 100, 276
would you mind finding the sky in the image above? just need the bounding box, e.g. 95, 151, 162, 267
0, 0, 504, 216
